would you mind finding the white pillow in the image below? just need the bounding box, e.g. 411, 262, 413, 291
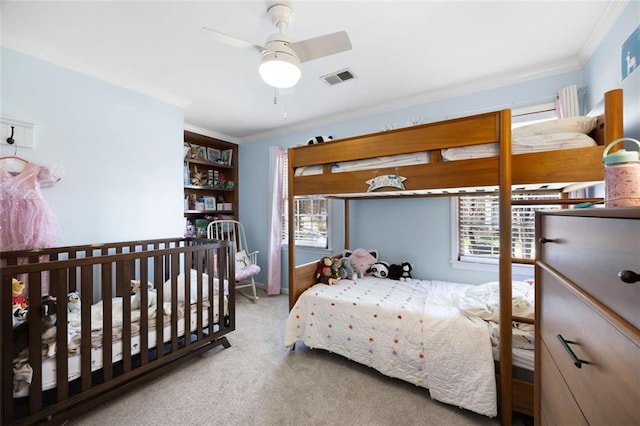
513, 116, 597, 138
236, 249, 251, 269
458, 281, 534, 322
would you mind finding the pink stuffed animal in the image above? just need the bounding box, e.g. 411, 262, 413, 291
343, 248, 378, 278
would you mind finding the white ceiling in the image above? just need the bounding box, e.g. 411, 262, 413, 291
1, 1, 627, 143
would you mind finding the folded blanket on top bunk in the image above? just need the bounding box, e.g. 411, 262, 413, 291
284, 278, 498, 417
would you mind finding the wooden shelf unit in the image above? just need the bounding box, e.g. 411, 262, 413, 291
183, 130, 238, 237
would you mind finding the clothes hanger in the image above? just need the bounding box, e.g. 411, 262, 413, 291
0, 127, 29, 172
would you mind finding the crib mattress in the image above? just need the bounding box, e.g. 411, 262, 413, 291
13, 297, 227, 398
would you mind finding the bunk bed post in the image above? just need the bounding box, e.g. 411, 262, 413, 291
605, 89, 623, 144
288, 149, 297, 310
498, 109, 513, 425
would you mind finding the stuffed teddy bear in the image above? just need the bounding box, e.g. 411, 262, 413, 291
389, 262, 413, 281
368, 261, 390, 279
343, 248, 378, 278
338, 257, 357, 281
12, 278, 28, 309
315, 256, 339, 285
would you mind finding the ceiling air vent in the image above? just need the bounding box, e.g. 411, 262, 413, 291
321, 68, 356, 86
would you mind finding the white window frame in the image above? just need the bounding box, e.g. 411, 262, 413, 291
281, 151, 329, 249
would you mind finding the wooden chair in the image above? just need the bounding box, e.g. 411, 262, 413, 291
207, 220, 260, 301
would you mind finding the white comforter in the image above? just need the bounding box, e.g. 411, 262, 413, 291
284, 278, 497, 417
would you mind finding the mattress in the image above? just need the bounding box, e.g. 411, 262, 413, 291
13, 297, 226, 398
284, 277, 498, 417
441, 132, 596, 161
13, 272, 230, 398
294, 152, 430, 176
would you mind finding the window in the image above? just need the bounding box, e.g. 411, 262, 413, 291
281, 151, 329, 248
453, 101, 569, 267
455, 192, 562, 265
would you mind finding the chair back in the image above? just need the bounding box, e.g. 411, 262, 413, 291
207, 220, 247, 256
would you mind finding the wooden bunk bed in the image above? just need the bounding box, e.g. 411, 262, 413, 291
285, 89, 623, 424
1, 237, 235, 425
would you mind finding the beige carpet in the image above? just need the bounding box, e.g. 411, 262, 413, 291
67, 290, 529, 426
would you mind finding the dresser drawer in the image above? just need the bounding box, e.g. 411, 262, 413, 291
540, 270, 640, 424
538, 214, 640, 329
539, 341, 586, 426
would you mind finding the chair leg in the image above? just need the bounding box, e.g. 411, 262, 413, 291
238, 277, 259, 302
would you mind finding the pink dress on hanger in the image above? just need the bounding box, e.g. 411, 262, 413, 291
1, 162, 59, 295
0, 162, 58, 250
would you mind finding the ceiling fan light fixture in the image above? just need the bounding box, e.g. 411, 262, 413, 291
259, 50, 301, 89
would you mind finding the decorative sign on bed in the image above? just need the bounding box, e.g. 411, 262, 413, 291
366, 174, 407, 192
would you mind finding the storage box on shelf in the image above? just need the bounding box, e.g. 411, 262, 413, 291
183, 130, 238, 237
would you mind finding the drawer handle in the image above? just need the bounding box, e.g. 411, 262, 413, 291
557, 335, 585, 368
539, 237, 557, 244
619, 270, 640, 284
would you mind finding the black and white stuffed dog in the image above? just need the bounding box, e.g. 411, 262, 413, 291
307, 135, 333, 145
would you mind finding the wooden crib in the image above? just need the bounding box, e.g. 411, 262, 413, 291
1, 237, 234, 425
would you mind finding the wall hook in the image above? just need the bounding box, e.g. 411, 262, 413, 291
6, 126, 15, 145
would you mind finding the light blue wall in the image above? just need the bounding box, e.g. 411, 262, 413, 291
584, 1, 639, 139
241, 2, 640, 291
1, 48, 185, 246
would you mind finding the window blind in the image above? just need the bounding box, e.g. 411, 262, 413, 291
458, 192, 562, 261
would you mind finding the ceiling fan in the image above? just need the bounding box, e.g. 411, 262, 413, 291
202, 3, 352, 89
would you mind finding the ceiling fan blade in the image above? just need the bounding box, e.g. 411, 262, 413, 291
201, 26, 266, 54
290, 31, 352, 63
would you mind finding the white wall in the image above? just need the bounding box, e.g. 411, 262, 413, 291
1, 48, 185, 246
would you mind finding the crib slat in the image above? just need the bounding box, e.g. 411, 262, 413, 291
183, 250, 191, 348
154, 254, 164, 359
27, 272, 43, 413
139, 257, 149, 365
121, 260, 132, 374
170, 252, 179, 353
102, 260, 114, 382
80, 264, 92, 391
55, 269, 69, 402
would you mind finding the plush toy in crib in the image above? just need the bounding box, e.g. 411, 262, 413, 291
315, 256, 339, 285
131, 280, 158, 309
369, 261, 390, 279
343, 248, 378, 278
389, 262, 413, 281
12, 278, 28, 309
67, 291, 81, 313
14, 295, 58, 357
338, 257, 358, 281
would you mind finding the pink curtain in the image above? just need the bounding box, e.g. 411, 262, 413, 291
266, 146, 284, 295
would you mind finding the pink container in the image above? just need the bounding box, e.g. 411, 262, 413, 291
602, 138, 640, 207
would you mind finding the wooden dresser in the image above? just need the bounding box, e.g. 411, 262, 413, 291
534, 208, 640, 425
